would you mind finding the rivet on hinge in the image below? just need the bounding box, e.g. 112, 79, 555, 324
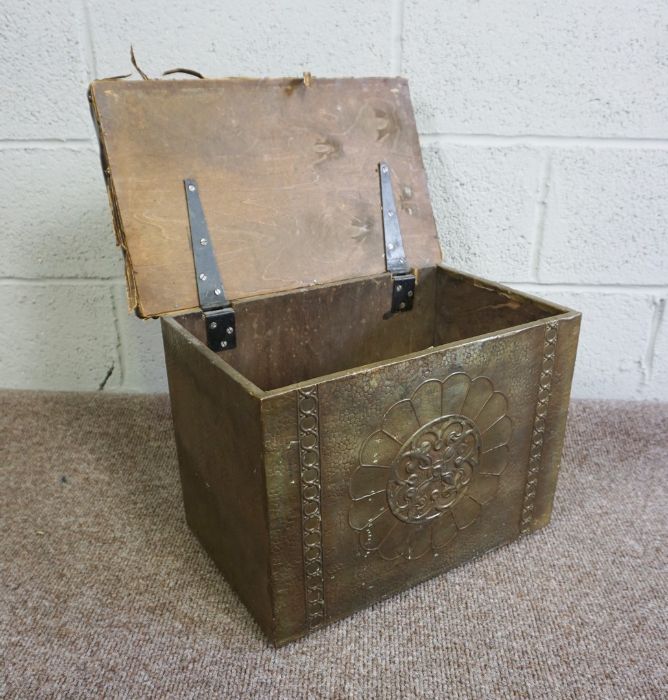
183, 178, 237, 351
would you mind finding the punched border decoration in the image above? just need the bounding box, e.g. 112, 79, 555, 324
297, 386, 326, 628
520, 321, 559, 533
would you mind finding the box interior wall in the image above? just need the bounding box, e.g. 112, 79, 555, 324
174, 266, 563, 392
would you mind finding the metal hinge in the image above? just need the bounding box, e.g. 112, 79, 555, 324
378, 162, 415, 312
183, 178, 237, 351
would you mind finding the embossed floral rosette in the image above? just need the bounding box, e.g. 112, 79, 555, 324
349, 373, 512, 560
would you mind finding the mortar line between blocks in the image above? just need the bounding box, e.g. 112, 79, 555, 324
643, 297, 666, 385
419, 133, 668, 149
504, 283, 668, 294
390, 0, 406, 74
2, 277, 665, 293
0, 277, 126, 286
0, 139, 96, 150
529, 154, 551, 282
80, 0, 99, 79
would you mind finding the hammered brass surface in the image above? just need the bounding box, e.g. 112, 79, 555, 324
162, 267, 580, 645
161, 319, 274, 638
261, 390, 307, 642
317, 323, 543, 623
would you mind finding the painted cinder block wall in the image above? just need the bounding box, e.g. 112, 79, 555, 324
1, 0, 666, 399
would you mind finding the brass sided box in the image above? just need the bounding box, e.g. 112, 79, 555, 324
89, 76, 580, 645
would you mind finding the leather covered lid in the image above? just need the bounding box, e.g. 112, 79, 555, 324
89, 77, 441, 318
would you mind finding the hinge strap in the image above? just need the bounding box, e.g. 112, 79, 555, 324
378, 162, 415, 312
183, 178, 237, 351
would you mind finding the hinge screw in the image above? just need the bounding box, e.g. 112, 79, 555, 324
220, 340, 228, 349
209, 321, 217, 329
400, 302, 406, 309
388, 243, 394, 251
226, 326, 234, 335
381, 165, 388, 174
214, 288, 222, 296
200, 238, 208, 246
388, 210, 395, 218
199, 273, 207, 281
188, 184, 196, 192
396, 284, 402, 291
408, 290, 414, 297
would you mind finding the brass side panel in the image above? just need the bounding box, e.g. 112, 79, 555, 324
261, 390, 308, 644
161, 318, 274, 636
89, 78, 440, 318
314, 322, 554, 625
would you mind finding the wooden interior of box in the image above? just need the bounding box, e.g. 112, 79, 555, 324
174, 266, 563, 392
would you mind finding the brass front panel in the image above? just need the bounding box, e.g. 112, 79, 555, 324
314, 322, 557, 624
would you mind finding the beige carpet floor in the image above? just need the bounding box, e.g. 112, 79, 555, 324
2, 392, 667, 699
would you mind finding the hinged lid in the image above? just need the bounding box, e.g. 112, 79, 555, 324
89, 77, 441, 318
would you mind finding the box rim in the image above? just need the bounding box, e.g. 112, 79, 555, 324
262, 309, 580, 398
163, 265, 580, 399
